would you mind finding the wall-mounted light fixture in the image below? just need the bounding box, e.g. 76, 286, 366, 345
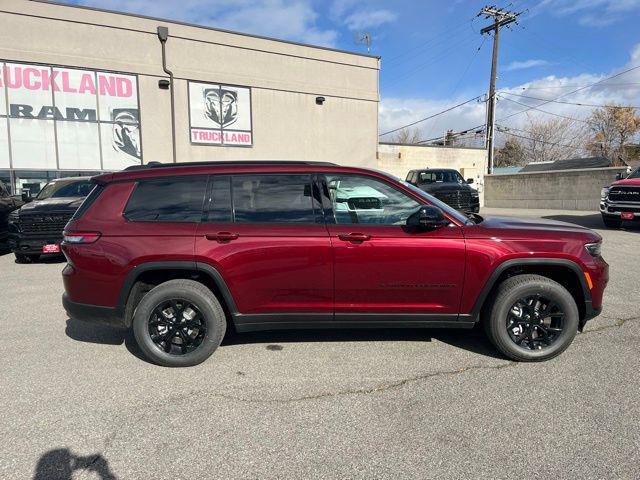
158, 79, 171, 90
316, 96, 326, 105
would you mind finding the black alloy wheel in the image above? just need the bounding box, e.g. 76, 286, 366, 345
148, 299, 207, 355
506, 295, 565, 350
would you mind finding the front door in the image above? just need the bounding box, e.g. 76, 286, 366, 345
320, 172, 466, 322
194, 173, 333, 328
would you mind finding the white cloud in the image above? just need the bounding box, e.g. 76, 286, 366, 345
343, 9, 397, 31
536, 0, 640, 27
70, 0, 339, 47
504, 59, 551, 72
380, 42, 640, 141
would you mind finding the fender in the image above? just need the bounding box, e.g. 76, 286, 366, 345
116, 260, 239, 319
468, 257, 593, 322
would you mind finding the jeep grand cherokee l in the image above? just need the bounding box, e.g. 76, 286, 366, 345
600, 167, 640, 228
61, 161, 608, 367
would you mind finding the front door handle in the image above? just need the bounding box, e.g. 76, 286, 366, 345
338, 233, 371, 242
205, 232, 239, 242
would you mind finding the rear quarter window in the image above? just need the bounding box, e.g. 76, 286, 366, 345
124, 176, 207, 222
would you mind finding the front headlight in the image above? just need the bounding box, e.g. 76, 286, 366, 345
585, 242, 602, 257
600, 187, 609, 200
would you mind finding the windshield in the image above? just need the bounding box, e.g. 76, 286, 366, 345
36, 180, 93, 200
371, 170, 472, 225
628, 168, 640, 179
418, 170, 465, 185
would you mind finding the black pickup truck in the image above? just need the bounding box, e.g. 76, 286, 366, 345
405, 168, 480, 214
0, 181, 25, 249
8, 177, 93, 262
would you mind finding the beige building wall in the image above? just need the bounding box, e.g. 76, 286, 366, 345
377, 143, 488, 205
0, 0, 379, 167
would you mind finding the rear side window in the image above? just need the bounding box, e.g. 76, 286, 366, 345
70, 184, 104, 221
232, 174, 317, 223
125, 176, 207, 222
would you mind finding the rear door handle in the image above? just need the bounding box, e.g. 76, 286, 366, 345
205, 232, 239, 242
338, 233, 371, 242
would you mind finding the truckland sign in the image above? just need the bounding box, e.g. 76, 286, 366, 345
188, 81, 253, 147
0, 62, 142, 171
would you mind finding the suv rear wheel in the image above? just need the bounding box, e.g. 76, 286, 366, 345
132, 279, 227, 367
484, 274, 579, 362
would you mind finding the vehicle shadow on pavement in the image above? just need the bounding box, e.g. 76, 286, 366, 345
33, 448, 117, 480
543, 213, 640, 231
222, 327, 504, 360
64, 318, 148, 363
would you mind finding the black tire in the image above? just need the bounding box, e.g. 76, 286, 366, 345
14, 253, 38, 263
602, 215, 621, 229
484, 274, 579, 362
132, 279, 226, 367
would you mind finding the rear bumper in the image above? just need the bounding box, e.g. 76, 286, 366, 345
62, 293, 126, 328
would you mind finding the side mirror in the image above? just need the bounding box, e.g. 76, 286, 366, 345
466, 178, 474, 184
407, 206, 450, 229
615, 173, 624, 181
20, 192, 33, 202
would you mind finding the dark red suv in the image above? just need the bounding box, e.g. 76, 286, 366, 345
61, 161, 608, 367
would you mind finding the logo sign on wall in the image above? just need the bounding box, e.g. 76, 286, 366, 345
0, 62, 142, 171
188, 81, 252, 147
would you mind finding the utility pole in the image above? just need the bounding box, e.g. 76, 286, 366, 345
479, 5, 522, 174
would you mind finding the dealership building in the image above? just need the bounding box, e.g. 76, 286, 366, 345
0, 0, 380, 194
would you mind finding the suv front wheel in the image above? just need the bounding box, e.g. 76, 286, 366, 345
484, 274, 579, 362
132, 279, 227, 367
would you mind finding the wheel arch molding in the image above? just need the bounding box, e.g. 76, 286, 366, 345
470, 258, 592, 322
116, 260, 239, 327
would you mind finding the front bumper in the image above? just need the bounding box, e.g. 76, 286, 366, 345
62, 293, 126, 328
9, 233, 64, 255
600, 201, 640, 219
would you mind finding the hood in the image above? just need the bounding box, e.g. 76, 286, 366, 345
420, 183, 476, 193
611, 178, 640, 187
18, 196, 85, 214
467, 215, 601, 242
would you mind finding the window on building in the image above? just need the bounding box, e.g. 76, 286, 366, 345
124, 176, 207, 222
232, 174, 317, 223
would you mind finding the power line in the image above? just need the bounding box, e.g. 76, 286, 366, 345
508, 82, 640, 91
497, 95, 592, 123
497, 63, 640, 122
417, 123, 486, 144
499, 91, 640, 108
379, 95, 484, 137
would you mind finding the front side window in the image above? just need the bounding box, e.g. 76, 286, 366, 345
232, 174, 318, 223
125, 176, 207, 222
324, 174, 422, 225
629, 168, 640, 179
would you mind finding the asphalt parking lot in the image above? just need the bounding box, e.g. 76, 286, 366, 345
0, 208, 638, 480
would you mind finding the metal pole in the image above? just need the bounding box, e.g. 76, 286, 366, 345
158, 26, 177, 163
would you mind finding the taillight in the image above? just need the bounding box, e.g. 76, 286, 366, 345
62, 231, 101, 244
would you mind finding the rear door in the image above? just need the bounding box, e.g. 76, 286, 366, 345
195, 173, 333, 326
319, 172, 466, 321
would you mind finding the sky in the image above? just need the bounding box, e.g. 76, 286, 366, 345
63, 0, 640, 143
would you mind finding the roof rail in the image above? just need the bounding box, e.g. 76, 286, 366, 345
123, 160, 338, 171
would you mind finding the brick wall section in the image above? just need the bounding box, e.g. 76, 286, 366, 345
484, 167, 627, 211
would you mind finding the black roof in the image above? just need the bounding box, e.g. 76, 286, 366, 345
520, 156, 614, 173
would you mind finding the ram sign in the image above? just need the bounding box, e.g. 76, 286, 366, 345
188, 81, 253, 147
0, 62, 142, 171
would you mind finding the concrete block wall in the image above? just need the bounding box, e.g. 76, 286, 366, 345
484, 167, 627, 211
